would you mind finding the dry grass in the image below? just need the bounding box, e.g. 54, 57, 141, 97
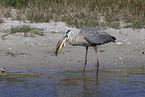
0, 5, 12, 18
0, 0, 145, 29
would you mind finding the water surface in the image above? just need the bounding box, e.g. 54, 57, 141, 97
0, 65, 145, 97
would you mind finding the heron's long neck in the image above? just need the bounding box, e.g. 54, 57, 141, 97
68, 31, 79, 46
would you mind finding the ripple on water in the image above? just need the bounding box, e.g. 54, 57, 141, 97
0, 65, 145, 97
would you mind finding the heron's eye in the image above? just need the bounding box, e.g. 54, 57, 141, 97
65, 30, 71, 34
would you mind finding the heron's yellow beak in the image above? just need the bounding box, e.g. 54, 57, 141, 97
55, 36, 68, 56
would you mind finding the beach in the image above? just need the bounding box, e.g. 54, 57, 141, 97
0, 19, 145, 71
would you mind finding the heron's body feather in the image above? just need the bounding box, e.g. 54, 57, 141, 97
68, 27, 116, 46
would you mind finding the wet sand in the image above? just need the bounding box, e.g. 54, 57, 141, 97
0, 19, 145, 71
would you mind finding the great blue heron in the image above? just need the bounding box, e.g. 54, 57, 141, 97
55, 27, 116, 75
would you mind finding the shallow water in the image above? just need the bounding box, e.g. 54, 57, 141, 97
0, 65, 145, 97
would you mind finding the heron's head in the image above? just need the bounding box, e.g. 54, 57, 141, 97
55, 30, 72, 56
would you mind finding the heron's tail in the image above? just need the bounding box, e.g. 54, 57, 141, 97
111, 36, 116, 43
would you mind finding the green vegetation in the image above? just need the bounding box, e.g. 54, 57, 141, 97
10, 25, 44, 36
0, 0, 145, 29
2, 25, 45, 40
0, 0, 28, 8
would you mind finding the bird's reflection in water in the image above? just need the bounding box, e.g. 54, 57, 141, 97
58, 69, 100, 97
82, 73, 99, 97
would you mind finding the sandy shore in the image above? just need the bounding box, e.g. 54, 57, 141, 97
0, 19, 145, 71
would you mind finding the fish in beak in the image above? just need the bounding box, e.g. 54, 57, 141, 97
55, 35, 68, 56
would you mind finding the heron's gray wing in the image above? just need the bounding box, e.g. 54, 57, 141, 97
79, 27, 102, 35
84, 32, 116, 46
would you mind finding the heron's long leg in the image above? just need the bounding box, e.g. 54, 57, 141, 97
93, 46, 100, 75
83, 46, 88, 75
